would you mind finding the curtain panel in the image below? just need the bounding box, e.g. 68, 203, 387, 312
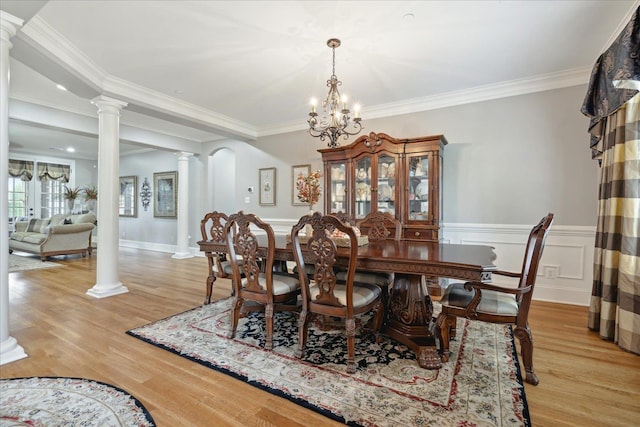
582, 7, 640, 356
37, 162, 71, 183
8, 159, 34, 181
587, 94, 640, 355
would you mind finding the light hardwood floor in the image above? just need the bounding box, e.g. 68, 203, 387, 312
2, 248, 638, 426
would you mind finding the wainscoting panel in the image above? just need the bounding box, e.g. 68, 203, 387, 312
443, 223, 596, 306
151, 218, 595, 307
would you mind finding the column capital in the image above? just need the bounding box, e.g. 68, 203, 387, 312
176, 152, 194, 160
0, 12, 24, 45
91, 95, 128, 113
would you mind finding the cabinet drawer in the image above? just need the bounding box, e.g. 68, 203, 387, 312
402, 228, 438, 241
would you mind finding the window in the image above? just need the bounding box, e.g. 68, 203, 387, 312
8, 177, 28, 219
40, 179, 65, 218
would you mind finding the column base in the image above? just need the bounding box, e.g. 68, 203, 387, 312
86, 282, 129, 299
172, 252, 194, 259
0, 336, 28, 365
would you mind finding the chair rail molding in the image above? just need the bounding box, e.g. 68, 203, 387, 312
442, 222, 596, 306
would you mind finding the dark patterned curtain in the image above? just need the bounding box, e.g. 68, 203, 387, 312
37, 162, 71, 183
8, 159, 34, 181
581, 7, 640, 356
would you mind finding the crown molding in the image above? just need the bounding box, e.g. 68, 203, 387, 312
600, 1, 640, 53
101, 74, 257, 140
16, 14, 595, 141
258, 67, 591, 137
19, 16, 107, 90
19, 16, 258, 141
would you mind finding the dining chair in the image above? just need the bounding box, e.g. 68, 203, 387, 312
200, 211, 237, 305
225, 211, 301, 350
291, 212, 385, 374
335, 211, 400, 290
435, 213, 554, 385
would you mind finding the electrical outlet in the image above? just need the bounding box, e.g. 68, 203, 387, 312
245, 197, 251, 204
543, 265, 559, 279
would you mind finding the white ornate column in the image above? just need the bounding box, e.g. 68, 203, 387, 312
86, 96, 129, 298
172, 152, 194, 259
0, 11, 27, 365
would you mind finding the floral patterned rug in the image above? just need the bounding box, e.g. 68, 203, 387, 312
127, 298, 530, 426
0, 377, 155, 426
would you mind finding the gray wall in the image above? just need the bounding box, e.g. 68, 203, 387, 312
206, 84, 597, 226
11, 83, 597, 249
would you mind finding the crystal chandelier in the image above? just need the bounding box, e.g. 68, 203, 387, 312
308, 38, 362, 148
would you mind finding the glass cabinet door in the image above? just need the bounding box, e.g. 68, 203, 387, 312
377, 154, 396, 217
407, 154, 430, 221
354, 156, 372, 219
328, 162, 347, 213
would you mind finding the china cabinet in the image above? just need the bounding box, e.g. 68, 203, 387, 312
319, 132, 447, 241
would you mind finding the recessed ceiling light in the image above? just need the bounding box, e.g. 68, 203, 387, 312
66, 147, 75, 153
402, 13, 415, 21
174, 89, 184, 94
56, 84, 68, 91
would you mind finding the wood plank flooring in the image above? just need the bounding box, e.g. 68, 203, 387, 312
2, 248, 638, 426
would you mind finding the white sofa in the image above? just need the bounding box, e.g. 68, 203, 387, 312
9, 213, 96, 261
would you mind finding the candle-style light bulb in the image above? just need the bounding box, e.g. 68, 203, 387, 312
354, 104, 361, 119
341, 95, 348, 110
310, 98, 317, 113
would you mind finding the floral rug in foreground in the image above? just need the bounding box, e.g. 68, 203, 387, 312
0, 377, 155, 426
127, 298, 530, 427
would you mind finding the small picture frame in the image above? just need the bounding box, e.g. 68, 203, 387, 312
259, 167, 276, 206
153, 171, 178, 218
292, 164, 311, 206
119, 175, 137, 217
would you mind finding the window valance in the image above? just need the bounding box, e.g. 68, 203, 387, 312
581, 6, 640, 159
37, 162, 71, 182
8, 159, 34, 181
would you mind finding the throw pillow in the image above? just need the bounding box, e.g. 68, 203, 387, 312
63, 218, 73, 225
26, 218, 37, 232
38, 219, 51, 233
27, 219, 48, 233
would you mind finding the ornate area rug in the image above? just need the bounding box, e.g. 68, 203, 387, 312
0, 377, 155, 426
8, 254, 62, 274
128, 298, 530, 427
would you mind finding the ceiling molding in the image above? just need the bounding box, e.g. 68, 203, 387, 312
258, 66, 591, 137
19, 16, 106, 92
101, 74, 258, 140
18, 15, 258, 142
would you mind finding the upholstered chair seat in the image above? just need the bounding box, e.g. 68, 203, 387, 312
440, 283, 520, 316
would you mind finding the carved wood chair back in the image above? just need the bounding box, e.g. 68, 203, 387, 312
200, 211, 232, 304
291, 212, 385, 373
225, 211, 300, 350
357, 211, 401, 241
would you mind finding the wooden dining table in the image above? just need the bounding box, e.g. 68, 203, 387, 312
198, 234, 497, 369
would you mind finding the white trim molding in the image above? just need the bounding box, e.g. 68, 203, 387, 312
442, 222, 596, 306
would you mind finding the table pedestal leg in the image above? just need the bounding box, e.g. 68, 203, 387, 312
384, 273, 441, 369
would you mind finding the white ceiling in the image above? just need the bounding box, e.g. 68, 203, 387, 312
3, 0, 638, 160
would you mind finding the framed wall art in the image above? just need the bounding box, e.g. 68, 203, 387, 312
153, 171, 178, 218
119, 175, 137, 217
292, 164, 311, 206
259, 167, 276, 206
